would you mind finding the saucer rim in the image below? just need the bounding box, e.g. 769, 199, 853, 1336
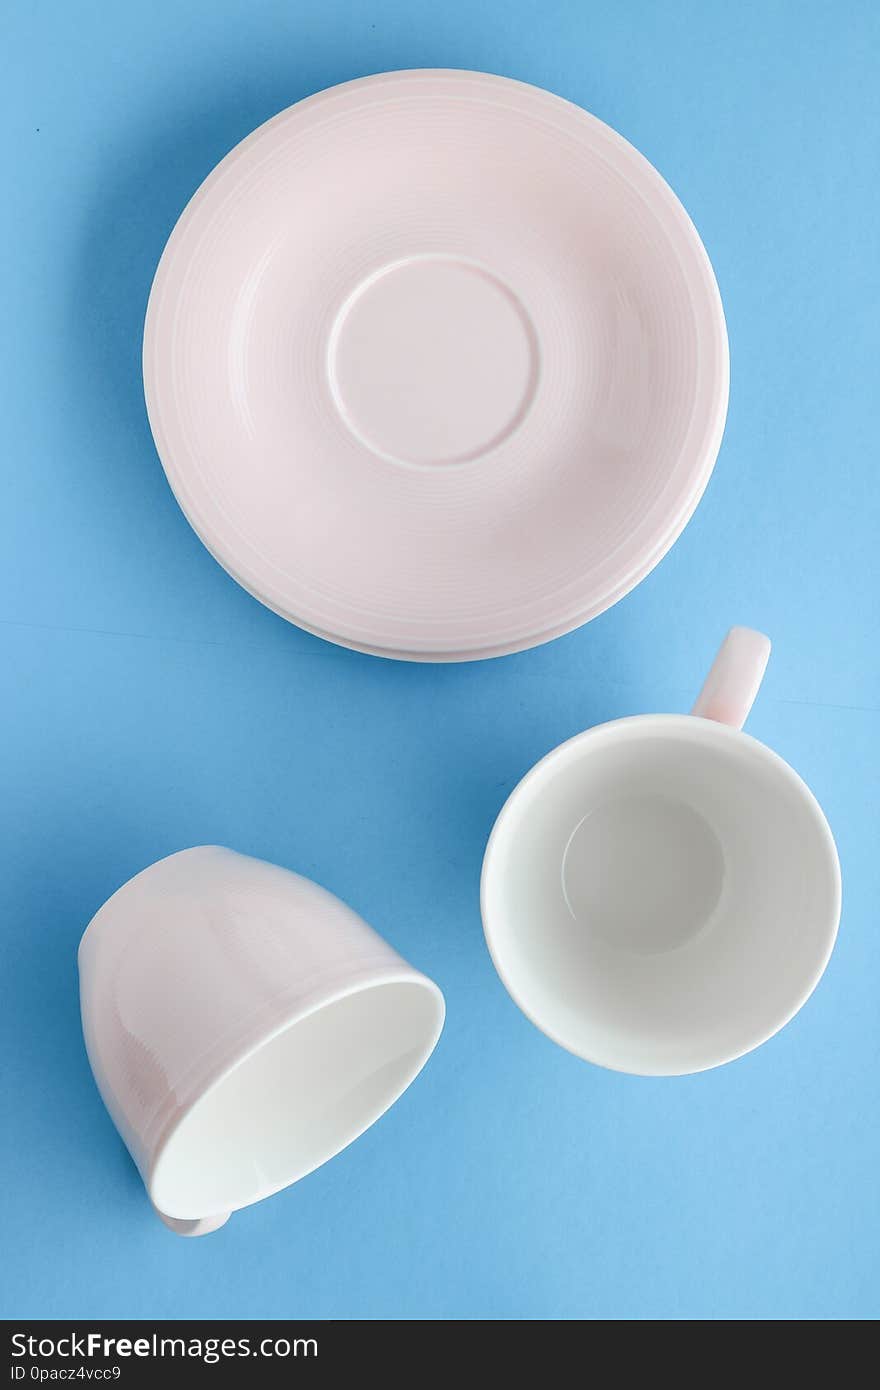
143, 68, 730, 662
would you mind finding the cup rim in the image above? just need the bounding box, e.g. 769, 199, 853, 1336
147, 966, 446, 1219
480, 713, 841, 1076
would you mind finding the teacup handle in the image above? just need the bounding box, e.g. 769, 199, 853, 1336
154, 1205, 231, 1237
691, 627, 771, 730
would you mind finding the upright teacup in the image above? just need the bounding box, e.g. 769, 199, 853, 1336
79, 847, 444, 1234
481, 629, 840, 1075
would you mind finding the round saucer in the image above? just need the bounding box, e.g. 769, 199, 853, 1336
144, 70, 728, 660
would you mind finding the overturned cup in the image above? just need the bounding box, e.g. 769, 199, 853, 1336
79, 847, 444, 1234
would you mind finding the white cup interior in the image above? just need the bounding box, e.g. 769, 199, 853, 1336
149, 977, 443, 1219
482, 716, 839, 1074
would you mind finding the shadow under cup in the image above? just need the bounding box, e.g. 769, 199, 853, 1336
481, 715, 840, 1075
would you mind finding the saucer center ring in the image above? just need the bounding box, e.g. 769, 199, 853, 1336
328, 255, 538, 467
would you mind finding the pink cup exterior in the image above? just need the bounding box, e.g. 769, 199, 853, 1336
79, 847, 443, 1232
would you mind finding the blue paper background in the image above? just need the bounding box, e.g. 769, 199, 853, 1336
1, 0, 878, 1320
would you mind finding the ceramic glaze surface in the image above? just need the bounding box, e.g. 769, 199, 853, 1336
561, 793, 726, 955
329, 255, 539, 466
78, 847, 444, 1234
481, 631, 841, 1074
144, 69, 728, 660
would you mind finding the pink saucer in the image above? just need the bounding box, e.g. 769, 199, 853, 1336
144, 70, 728, 661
